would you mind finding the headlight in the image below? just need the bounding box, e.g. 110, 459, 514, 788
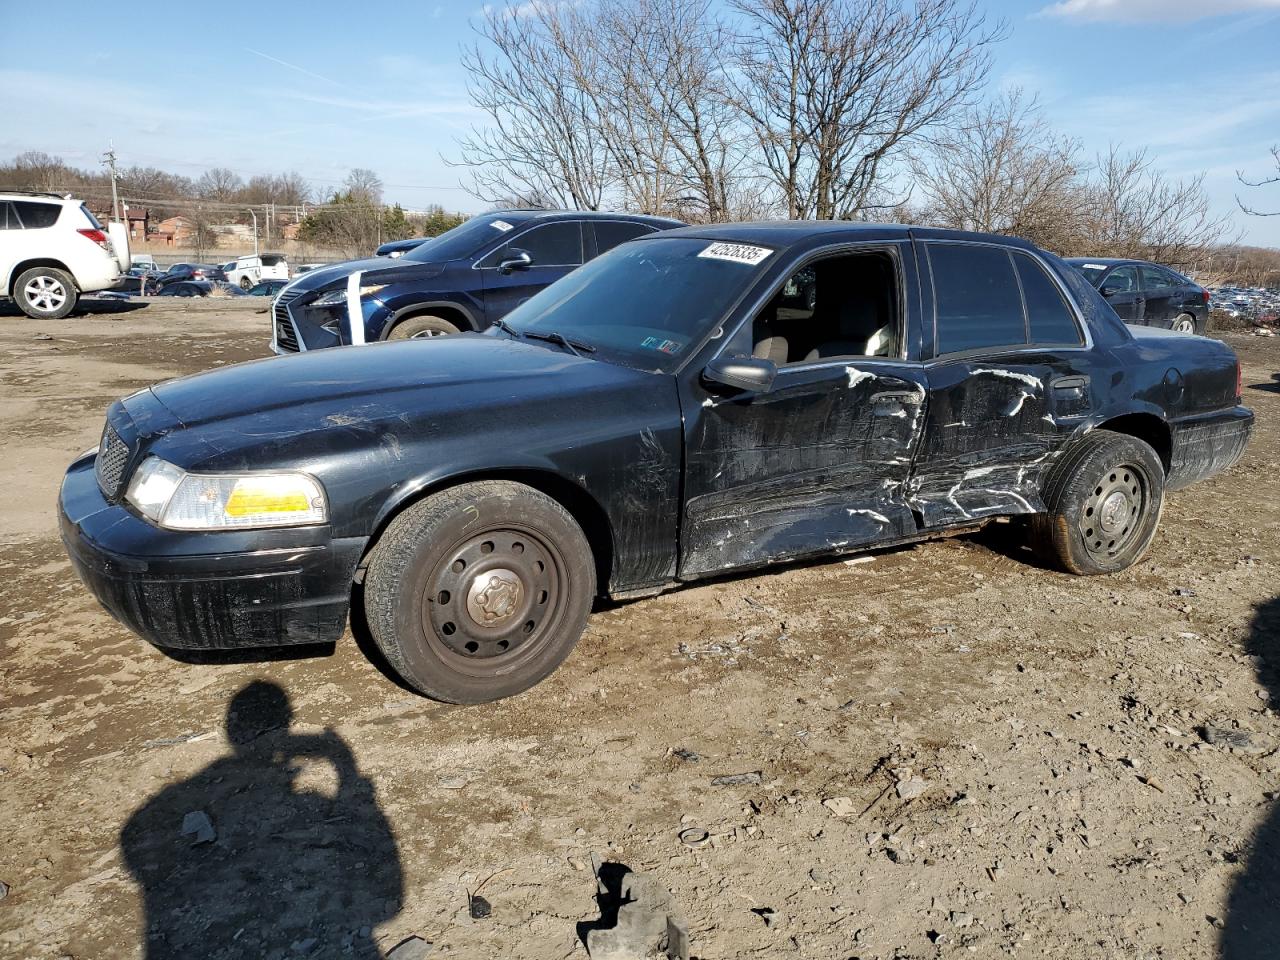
312, 284, 388, 307
125, 457, 328, 530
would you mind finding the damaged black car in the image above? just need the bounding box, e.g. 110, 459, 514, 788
60, 223, 1254, 703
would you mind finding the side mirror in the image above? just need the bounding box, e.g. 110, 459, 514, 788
702, 356, 777, 394
1100, 285, 1119, 297
498, 249, 533, 274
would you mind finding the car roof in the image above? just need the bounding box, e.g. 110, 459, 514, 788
651, 220, 1037, 250
0, 191, 74, 203
495, 209, 686, 228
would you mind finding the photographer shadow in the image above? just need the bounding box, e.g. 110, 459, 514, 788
120, 681, 403, 959
1222, 596, 1280, 958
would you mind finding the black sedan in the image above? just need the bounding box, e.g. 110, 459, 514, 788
156, 263, 228, 290
156, 280, 246, 298
1066, 258, 1210, 334
61, 223, 1252, 703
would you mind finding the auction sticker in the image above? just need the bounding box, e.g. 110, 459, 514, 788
491, 219, 515, 232
698, 242, 773, 266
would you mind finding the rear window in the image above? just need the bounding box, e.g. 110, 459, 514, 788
260, 254, 286, 266
13, 201, 61, 229
928, 243, 1026, 354
1014, 252, 1083, 346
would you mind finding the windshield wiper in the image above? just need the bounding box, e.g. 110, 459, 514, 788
523, 329, 596, 357
492, 318, 522, 338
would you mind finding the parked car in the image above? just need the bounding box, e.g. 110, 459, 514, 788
156, 263, 227, 290
245, 278, 288, 297
61, 222, 1253, 703
156, 280, 245, 298
271, 210, 683, 353
1066, 258, 1209, 334
110, 266, 160, 295
130, 254, 160, 273
375, 237, 428, 258
223, 253, 289, 290
1, 191, 129, 319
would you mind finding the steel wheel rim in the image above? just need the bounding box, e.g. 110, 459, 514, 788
421, 524, 564, 676
1079, 461, 1148, 560
25, 276, 66, 311
411, 328, 447, 339
1173, 317, 1195, 333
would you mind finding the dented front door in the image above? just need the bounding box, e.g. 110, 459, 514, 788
677, 360, 928, 578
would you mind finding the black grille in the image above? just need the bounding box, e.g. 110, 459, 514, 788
95, 424, 130, 498
274, 290, 303, 352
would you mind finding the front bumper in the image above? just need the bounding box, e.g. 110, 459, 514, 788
59, 454, 366, 650
1166, 404, 1254, 490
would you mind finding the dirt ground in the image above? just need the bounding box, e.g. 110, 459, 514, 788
1, 296, 1277, 960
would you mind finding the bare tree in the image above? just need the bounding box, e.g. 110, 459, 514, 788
730, 0, 1003, 220
196, 167, 244, 202
1237, 145, 1280, 217
455, 3, 613, 210
914, 89, 1084, 250
7, 151, 71, 191
344, 168, 383, 205
1078, 146, 1234, 267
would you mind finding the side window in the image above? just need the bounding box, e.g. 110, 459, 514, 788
928, 243, 1026, 354
1014, 252, 1083, 346
511, 221, 583, 266
0, 202, 15, 230
747, 250, 900, 365
1104, 266, 1137, 293
1140, 265, 1172, 290
11, 201, 60, 229
592, 221, 654, 258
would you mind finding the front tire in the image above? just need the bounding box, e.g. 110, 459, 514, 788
387, 314, 461, 340
1029, 430, 1165, 575
14, 267, 78, 319
363, 481, 596, 703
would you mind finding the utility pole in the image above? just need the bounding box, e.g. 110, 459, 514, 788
101, 142, 122, 221
247, 208, 259, 256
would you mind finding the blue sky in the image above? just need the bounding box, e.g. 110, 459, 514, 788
2, 0, 1278, 244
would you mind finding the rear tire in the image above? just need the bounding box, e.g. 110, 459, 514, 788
1166, 312, 1200, 334
1029, 430, 1165, 575
387, 314, 461, 340
14, 267, 77, 320
363, 480, 596, 703
239, 276, 252, 291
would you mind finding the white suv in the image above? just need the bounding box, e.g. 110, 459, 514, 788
223, 253, 289, 290
0, 193, 129, 319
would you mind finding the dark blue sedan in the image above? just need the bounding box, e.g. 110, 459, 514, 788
270, 210, 682, 353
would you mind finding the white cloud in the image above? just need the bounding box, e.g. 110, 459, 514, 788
1038, 0, 1280, 21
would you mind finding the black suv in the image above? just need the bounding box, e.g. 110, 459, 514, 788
272, 210, 682, 353
1066, 258, 1209, 334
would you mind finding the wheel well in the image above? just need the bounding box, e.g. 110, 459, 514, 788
362, 469, 615, 593
6, 258, 75, 296
1097, 413, 1172, 472
387, 304, 474, 337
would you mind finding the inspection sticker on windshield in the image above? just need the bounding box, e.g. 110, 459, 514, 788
698, 242, 772, 266
491, 219, 515, 232
1082, 263, 1106, 269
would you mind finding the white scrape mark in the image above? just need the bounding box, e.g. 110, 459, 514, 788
845, 366, 876, 389
701, 397, 715, 407
846, 508, 891, 524
1006, 391, 1034, 416
971, 368, 1042, 389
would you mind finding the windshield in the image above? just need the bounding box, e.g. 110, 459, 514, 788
1069, 262, 1109, 287
497, 237, 774, 373
402, 212, 535, 263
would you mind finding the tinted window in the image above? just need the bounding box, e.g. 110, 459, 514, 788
79, 204, 103, 230
1141, 265, 1173, 290
1070, 261, 1109, 286
1014, 252, 1082, 345
929, 243, 1026, 354
260, 254, 285, 266
1104, 266, 1138, 293
0, 202, 16, 230
12, 201, 60, 229
513, 221, 582, 266
403, 212, 534, 263
593, 221, 654, 256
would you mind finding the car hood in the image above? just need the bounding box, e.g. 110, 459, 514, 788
286, 256, 450, 293
146, 334, 650, 434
